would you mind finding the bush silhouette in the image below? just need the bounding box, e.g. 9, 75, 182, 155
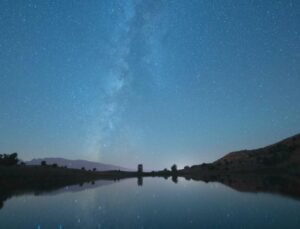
0, 153, 19, 166
41, 161, 47, 166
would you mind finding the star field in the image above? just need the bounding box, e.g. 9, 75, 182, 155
0, 0, 299, 169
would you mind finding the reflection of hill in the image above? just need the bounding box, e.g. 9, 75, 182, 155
1, 172, 300, 212
185, 173, 300, 201
0, 178, 117, 210
38, 180, 116, 196
0, 165, 129, 210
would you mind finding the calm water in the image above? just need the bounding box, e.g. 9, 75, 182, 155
1, 177, 300, 229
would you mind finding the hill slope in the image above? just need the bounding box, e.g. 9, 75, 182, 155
185, 133, 300, 173
213, 133, 300, 171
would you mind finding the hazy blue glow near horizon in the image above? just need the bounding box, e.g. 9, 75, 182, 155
0, 0, 299, 169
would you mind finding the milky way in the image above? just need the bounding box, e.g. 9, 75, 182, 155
86, 0, 168, 163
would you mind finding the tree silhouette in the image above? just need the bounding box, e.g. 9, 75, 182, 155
0, 153, 19, 166
41, 161, 47, 166
171, 164, 177, 173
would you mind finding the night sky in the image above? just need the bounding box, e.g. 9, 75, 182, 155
0, 0, 299, 169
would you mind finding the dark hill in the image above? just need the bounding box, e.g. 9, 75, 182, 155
214, 133, 300, 170
185, 133, 300, 173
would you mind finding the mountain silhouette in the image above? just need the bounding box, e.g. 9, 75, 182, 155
183, 133, 300, 173
26, 157, 131, 171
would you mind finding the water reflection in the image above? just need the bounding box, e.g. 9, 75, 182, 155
186, 173, 300, 201
1, 173, 300, 211
0, 179, 116, 210
137, 176, 143, 186
172, 175, 178, 183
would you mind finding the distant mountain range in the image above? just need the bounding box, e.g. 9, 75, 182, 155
26, 158, 131, 171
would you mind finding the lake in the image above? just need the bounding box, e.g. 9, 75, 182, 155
1, 177, 300, 228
